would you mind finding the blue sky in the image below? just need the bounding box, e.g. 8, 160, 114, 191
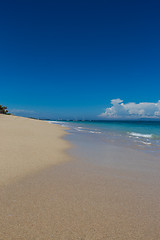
0, 0, 160, 119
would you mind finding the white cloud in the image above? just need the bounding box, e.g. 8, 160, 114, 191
100, 99, 160, 119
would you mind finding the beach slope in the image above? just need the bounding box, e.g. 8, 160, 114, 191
0, 115, 70, 186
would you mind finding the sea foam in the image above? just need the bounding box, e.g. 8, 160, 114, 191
128, 132, 153, 138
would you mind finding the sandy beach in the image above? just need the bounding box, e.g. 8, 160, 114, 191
0, 115, 71, 186
0, 115, 160, 239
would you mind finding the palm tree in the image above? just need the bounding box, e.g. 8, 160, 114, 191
0, 105, 9, 114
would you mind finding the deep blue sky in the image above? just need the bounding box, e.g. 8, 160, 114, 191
0, 0, 160, 119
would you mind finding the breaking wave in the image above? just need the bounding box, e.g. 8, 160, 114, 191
128, 132, 153, 138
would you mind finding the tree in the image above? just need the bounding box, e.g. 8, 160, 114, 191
0, 105, 9, 114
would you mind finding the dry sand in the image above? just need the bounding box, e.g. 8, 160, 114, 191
0, 115, 160, 240
0, 115, 71, 186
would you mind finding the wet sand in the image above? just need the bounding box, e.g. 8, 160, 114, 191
0, 115, 160, 239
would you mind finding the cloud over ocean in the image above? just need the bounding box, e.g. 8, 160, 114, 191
100, 99, 160, 119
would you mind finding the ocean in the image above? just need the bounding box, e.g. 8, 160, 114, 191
49, 120, 160, 157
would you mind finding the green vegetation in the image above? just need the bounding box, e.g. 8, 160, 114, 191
0, 105, 9, 114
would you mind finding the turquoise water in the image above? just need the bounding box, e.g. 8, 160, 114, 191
49, 120, 160, 156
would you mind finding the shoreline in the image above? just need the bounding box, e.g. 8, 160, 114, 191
0, 114, 71, 186
0, 114, 160, 239
49, 120, 160, 158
